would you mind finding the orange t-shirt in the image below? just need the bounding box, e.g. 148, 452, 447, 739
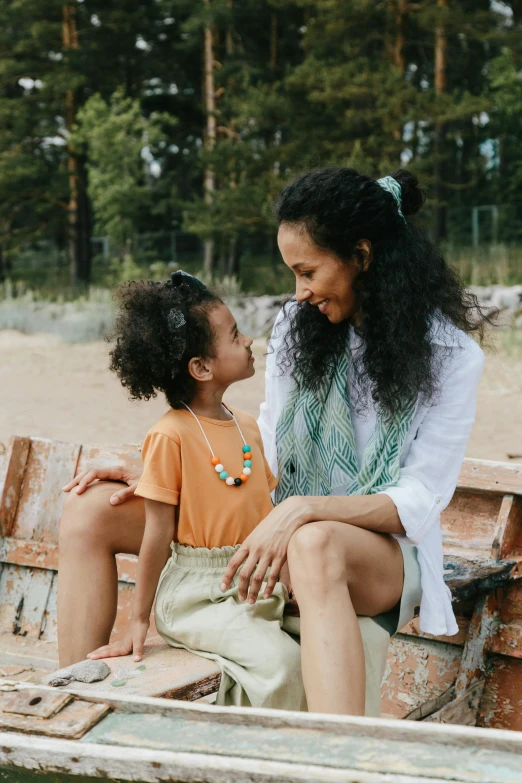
134, 406, 278, 549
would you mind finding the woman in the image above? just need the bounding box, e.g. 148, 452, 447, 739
58, 167, 490, 716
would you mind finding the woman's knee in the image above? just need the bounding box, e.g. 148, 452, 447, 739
287, 522, 349, 586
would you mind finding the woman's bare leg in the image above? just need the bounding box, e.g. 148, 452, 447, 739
57, 482, 146, 666
287, 521, 403, 715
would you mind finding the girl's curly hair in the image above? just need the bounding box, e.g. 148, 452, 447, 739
108, 277, 222, 409
275, 167, 496, 419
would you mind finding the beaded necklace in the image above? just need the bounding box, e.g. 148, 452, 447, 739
182, 402, 253, 487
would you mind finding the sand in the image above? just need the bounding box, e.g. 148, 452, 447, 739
1, 330, 521, 462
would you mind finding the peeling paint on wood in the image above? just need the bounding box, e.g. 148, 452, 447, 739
441, 491, 503, 553
478, 656, 522, 731
0, 437, 30, 538
443, 557, 514, 602
425, 680, 485, 726
458, 458, 522, 494
0, 564, 54, 638
381, 636, 462, 719
12, 440, 80, 544
491, 495, 522, 561
455, 592, 501, 696
400, 615, 470, 647
83, 710, 522, 781
0, 687, 72, 718
0, 698, 109, 739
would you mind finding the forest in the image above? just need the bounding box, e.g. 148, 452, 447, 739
1, 0, 522, 292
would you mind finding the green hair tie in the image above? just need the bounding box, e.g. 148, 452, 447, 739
377, 175, 406, 223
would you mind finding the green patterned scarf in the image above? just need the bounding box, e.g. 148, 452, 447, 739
274, 347, 415, 503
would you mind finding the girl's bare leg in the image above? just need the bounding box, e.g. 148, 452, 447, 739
287, 521, 403, 715
57, 482, 146, 666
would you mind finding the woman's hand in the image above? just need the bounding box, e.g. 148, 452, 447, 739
87, 618, 150, 662
220, 497, 310, 604
62, 465, 143, 505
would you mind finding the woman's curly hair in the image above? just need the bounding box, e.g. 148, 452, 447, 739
108, 277, 222, 409
275, 167, 496, 419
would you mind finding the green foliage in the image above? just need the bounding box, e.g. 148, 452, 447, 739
1, 0, 522, 290
74, 90, 176, 250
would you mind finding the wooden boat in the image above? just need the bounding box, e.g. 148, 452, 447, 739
0, 434, 522, 782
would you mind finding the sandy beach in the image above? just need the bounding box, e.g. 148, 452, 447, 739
1, 329, 521, 462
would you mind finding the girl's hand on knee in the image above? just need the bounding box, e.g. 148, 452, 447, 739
62, 466, 143, 505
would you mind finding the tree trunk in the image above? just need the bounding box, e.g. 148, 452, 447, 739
394, 0, 407, 73
63, 3, 91, 286
433, 0, 448, 243
510, 0, 522, 25
392, 0, 408, 144
226, 0, 233, 55
270, 13, 278, 70
203, 0, 216, 276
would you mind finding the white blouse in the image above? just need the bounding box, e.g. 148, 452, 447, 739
257, 309, 485, 637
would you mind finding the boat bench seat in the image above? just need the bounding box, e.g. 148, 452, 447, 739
69, 635, 222, 701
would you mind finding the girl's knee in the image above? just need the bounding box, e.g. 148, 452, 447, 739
59, 485, 115, 550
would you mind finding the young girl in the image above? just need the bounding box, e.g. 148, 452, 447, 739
95, 270, 305, 710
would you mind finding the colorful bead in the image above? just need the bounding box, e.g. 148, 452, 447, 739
243, 452, 252, 460
211, 456, 221, 466
226, 476, 235, 486
242, 467, 251, 476
239, 474, 248, 483
243, 460, 252, 468
242, 445, 252, 453
219, 471, 228, 480
214, 463, 224, 473
234, 478, 242, 486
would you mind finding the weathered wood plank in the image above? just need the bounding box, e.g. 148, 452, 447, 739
424, 681, 485, 726
403, 684, 455, 721
399, 616, 470, 648
9, 677, 522, 755
0, 564, 54, 638
0, 632, 58, 670
381, 636, 462, 720
477, 655, 522, 731
75, 443, 142, 475
12, 439, 80, 544
0, 437, 31, 538
491, 495, 522, 561
441, 491, 503, 554
0, 537, 138, 585
0, 687, 71, 718
83, 710, 522, 782
70, 635, 221, 701
457, 458, 522, 495
0, 732, 461, 783
443, 556, 515, 602
39, 571, 58, 642
0, 537, 59, 570
0, 699, 109, 739
455, 591, 501, 696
